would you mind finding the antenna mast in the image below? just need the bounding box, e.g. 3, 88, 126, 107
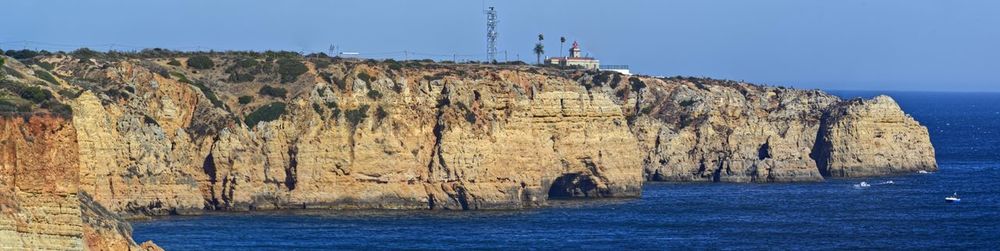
485, 6, 498, 63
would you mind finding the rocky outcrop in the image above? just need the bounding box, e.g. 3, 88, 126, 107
577, 74, 937, 182
41, 57, 642, 215
0, 115, 144, 250
0, 52, 939, 249
812, 95, 937, 176
619, 78, 839, 182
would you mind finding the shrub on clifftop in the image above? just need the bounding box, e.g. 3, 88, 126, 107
238, 95, 253, 104
277, 58, 307, 83
34, 70, 58, 85
259, 85, 288, 98
187, 55, 215, 69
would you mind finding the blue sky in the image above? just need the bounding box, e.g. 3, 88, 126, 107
2, 0, 997, 92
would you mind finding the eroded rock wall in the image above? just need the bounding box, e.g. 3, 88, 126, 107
813, 95, 937, 176
583, 74, 936, 183
0, 115, 142, 250
60, 59, 642, 214
8, 54, 936, 218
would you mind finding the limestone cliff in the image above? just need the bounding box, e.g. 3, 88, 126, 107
812, 95, 937, 176
0, 51, 937, 250
0, 115, 148, 250
31, 55, 642, 216
577, 74, 936, 182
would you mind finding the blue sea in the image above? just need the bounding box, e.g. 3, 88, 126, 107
132, 91, 1000, 250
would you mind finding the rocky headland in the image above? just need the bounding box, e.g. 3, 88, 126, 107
0, 50, 935, 249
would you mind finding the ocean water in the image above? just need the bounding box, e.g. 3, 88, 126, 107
132, 91, 1000, 250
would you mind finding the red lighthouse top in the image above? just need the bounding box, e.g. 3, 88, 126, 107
569, 41, 582, 58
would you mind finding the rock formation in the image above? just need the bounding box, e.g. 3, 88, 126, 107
578, 74, 936, 182
0, 115, 151, 250
812, 95, 937, 176
0, 51, 937, 249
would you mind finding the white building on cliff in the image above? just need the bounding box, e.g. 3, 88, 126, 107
546, 41, 599, 70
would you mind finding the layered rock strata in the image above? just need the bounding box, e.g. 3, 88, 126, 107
0, 116, 147, 250
812, 95, 937, 177
0, 53, 937, 250
575, 74, 936, 183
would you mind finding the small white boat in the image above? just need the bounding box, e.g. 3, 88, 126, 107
945, 193, 961, 203
854, 181, 871, 189
918, 170, 930, 174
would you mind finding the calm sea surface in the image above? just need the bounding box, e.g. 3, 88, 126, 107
132, 91, 1000, 250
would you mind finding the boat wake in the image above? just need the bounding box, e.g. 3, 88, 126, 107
853, 181, 871, 189
853, 180, 894, 189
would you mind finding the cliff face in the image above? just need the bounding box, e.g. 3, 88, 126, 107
1, 52, 935, 222
574, 73, 937, 183
812, 95, 937, 176
0, 52, 937, 249
46, 57, 641, 215
0, 116, 143, 250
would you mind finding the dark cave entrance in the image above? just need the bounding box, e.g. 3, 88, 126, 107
547, 173, 601, 199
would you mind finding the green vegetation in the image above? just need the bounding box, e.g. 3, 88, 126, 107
263, 51, 300, 60
560, 36, 566, 57
0, 79, 72, 117
167, 58, 181, 66
366, 89, 382, 99
679, 99, 698, 107
385, 59, 403, 71
244, 102, 287, 128
312, 103, 323, 115
357, 72, 375, 82
465, 110, 477, 124
345, 104, 369, 128
143, 114, 159, 126
534, 43, 545, 65
225, 58, 270, 83
187, 55, 215, 69
259, 85, 288, 98
35, 61, 54, 71
695, 82, 709, 91
227, 72, 255, 83
629, 77, 646, 91
310, 58, 332, 69
58, 89, 83, 99
19, 86, 53, 103
70, 48, 100, 61
640, 106, 654, 115
318, 72, 347, 90
191, 81, 224, 108
170, 72, 191, 83
172, 72, 222, 108
170, 73, 213, 106
375, 106, 388, 122
0, 99, 30, 113
34, 70, 59, 85
238, 95, 253, 104
534, 33, 545, 65
276, 58, 307, 83
234, 57, 259, 68
5, 49, 40, 59
326, 101, 341, 118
